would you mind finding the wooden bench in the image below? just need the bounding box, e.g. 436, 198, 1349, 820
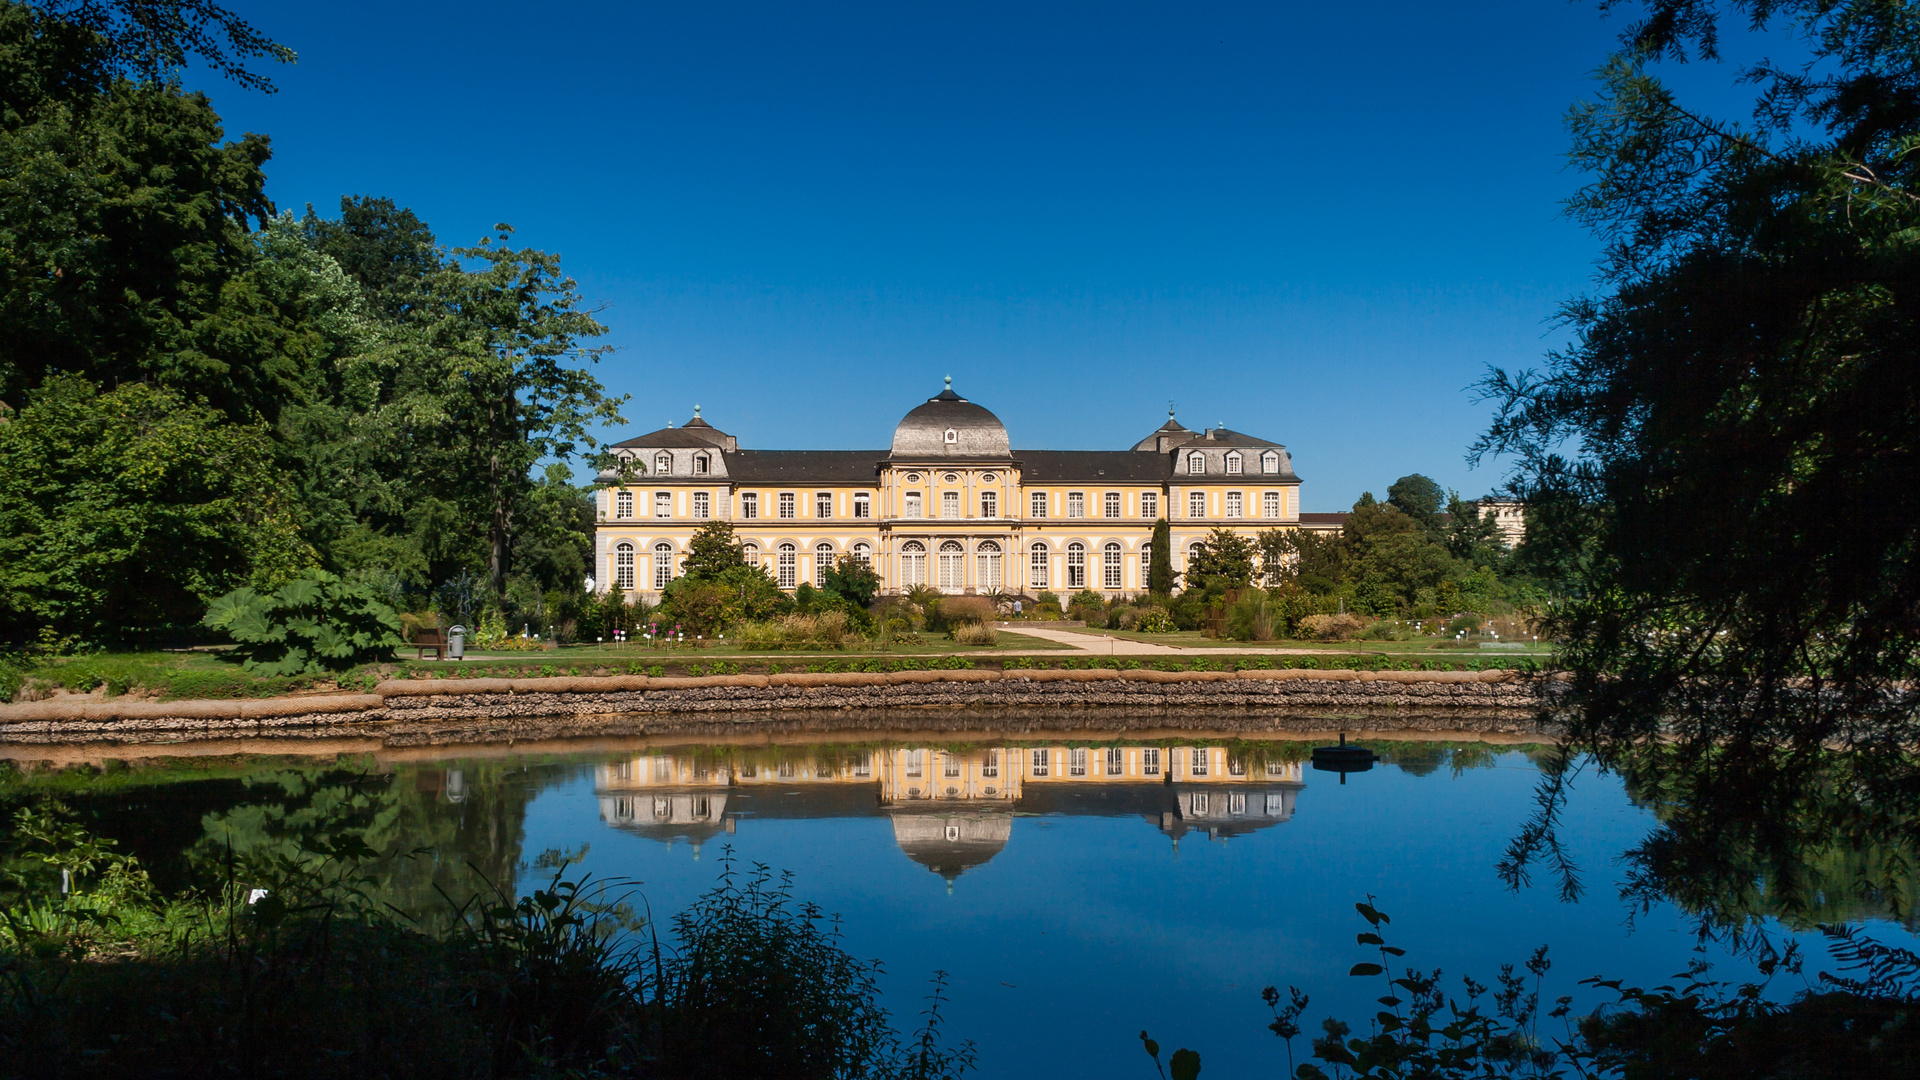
413, 628, 446, 660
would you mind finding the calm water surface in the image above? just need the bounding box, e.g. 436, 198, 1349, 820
15, 726, 1914, 1078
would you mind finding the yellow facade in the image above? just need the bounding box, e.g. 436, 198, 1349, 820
593, 385, 1306, 597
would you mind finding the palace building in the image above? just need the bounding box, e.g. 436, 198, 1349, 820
593, 380, 1304, 597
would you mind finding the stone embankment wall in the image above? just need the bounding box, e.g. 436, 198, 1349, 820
0, 668, 1544, 744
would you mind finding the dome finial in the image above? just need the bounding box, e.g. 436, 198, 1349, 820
1168, 400, 1176, 419
694, 403, 701, 418
944, 374, 952, 389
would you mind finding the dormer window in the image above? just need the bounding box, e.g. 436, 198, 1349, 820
694, 454, 710, 474
1262, 450, 1280, 474
1226, 452, 1242, 474
944, 428, 958, 444
1187, 452, 1205, 475
654, 452, 671, 475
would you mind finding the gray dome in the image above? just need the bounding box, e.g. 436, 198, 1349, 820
890, 381, 1011, 459
891, 810, 1012, 881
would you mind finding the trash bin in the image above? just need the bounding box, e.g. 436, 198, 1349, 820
447, 625, 466, 660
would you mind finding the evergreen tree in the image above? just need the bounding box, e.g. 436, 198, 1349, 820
1149, 517, 1175, 595
681, 520, 745, 581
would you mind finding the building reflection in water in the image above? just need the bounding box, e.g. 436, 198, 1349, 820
595, 744, 1305, 886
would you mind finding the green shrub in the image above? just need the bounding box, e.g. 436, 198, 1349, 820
202, 570, 403, 676
1225, 593, 1277, 641
950, 623, 999, 646
1296, 613, 1364, 642
1135, 609, 1177, 633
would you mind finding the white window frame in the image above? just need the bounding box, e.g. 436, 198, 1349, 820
1226, 452, 1242, 474
655, 491, 672, 518
816, 492, 833, 519
615, 491, 633, 519
1190, 747, 1209, 776
694, 453, 710, 474
937, 541, 965, 588
1030, 491, 1048, 518
1029, 545, 1049, 589
1105, 747, 1123, 775
1069, 747, 1087, 777
815, 543, 836, 585
1142, 747, 1161, 776
982, 749, 1000, 778
1030, 748, 1050, 777
1226, 491, 1242, 518
853, 493, 871, 518
976, 541, 1002, 592
1103, 543, 1122, 589
655, 452, 672, 475
741, 543, 759, 566
653, 542, 675, 589
777, 543, 797, 588
693, 491, 710, 519
1104, 491, 1121, 518
1264, 491, 1281, 518
1141, 491, 1158, 519
901, 541, 927, 586
1188, 452, 1205, 475
852, 542, 871, 567
1262, 450, 1279, 474
1189, 491, 1206, 518
615, 542, 635, 589
980, 491, 997, 518
1065, 542, 1086, 588
942, 490, 961, 519
1140, 546, 1151, 587
778, 492, 796, 519
905, 492, 924, 518
1067, 492, 1085, 518
741, 492, 758, 519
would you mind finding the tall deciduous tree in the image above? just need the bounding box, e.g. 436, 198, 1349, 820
413, 228, 625, 595
1476, 0, 1920, 910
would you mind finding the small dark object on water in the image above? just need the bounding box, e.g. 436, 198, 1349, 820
1311, 733, 1376, 782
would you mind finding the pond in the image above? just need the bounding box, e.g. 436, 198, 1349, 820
6, 719, 1915, 1078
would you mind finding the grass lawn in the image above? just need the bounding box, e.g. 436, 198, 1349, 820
466, 628, 1076, 662
1040, 626, 1556, 657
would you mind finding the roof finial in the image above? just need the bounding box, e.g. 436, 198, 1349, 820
944, 374, 952, 389
1168, 400, 1176, 419
694, 403, 701, 418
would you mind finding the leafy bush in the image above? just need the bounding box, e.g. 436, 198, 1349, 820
1135, 609, 1177, 633
1225, 592, 1276, 641
1296, 612, 1364, 642
735, 612, 858, 650
202, 570, 403, 675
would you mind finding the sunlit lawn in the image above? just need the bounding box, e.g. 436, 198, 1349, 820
1033, 626, 1553, 656
457, 628, 1075, 662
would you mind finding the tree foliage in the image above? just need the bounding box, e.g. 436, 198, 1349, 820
201, 568, 402, 675
1475, 0, 1920, 889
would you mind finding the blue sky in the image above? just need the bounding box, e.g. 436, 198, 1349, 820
200, 2, 1737, 510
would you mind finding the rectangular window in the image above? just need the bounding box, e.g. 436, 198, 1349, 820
1227, 454, 1243, 475
1103, 545, 1122, 589
693, 491, 710, 518
1029, 547, 1049, 588
655, 492, 672, 518
982, 749, 1000, 778
1189, 747, 1209, 776
1030, 491, 1048, 518
615, 546, 634, 589
943, 754, 961, 778
1189, 491, 1206, 518
616, 491, 633, 518
905, 492, 923, 518
854, 759, 871, 777
1264, 491, 1281, 518
1228, 755, 1246, 777
1230, 791, 1247, 815
777, 546, 796, 588
906, 750, 923, 778
1142, 747, 1161, 776
778, 492, 796, 519
1106, 747, 1123, 775
1141, 492, 1158, 518
1140, 547, 1151, 587
1226, 491, 1242, 518
815, 546, 834, 584
741, 492, 758, 519
1104, 492, 1121, 518
942, 490, 960, 518
1030, 748, 1050, 777
1069, 747, 1087, 776
1266, 792, 1286, 814
854, 493, 871, 518
816, 493, 832, 519
1192, 792, 1210, 815
1067, 492, 1085, 518
1267, 761, 1288, 777
981, 491, 997, 518
1066, 546, 1086, 588
1188, 453, 1205, 475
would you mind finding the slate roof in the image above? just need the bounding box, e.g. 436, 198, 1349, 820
1130, 415, 1195, 452
1013, 450, 1172, 484
1172, 427, 1285, 449
724, 450, 884, 484
611, 426, 730, 450
891, 383, 1012, 458
1300, 512, 1349, 529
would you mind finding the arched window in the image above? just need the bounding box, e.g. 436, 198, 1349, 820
653, 542, 675, 590
693, 453, 710, 474
1188, 542, 1204, 569
815, 542, 836, 585
937, 540, 965, 589
777, 543, 797, 588
615, 490, 633, 519
1261, 450, 1280, 474
1225, 452, 1242, 474
901, 541, 927, 586
851, 542, 872, 567
1187, 452, 1205, 475
976, 540, 1002, 593
1140, 544, 1152, 588
1103, 542, 1123, 589
615, 542, 635, 589
654, 452, 672, 475
1065, 542, 1086, 589
741, 543, 759, 566
1028, 544, 1050, 589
